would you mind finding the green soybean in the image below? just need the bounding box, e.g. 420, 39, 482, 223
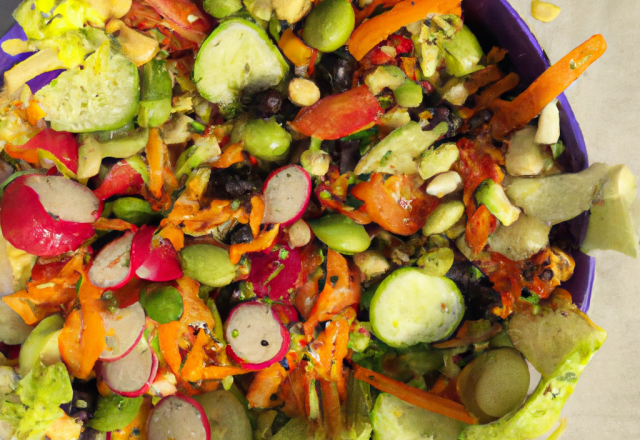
141, 286, 184, 324
242, 118, 291, 162
112, 197, 158, 226
180, 244, 237, 287
308, 214, 371, 254
302, 0, 355, 53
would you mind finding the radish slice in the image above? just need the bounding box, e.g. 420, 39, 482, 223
247, 246, 302, 304
100, 337, 158, 397
225, 302, 289, 370
89, 231, 135, 289
93, 161, 145, 201
0, 175, 99, 256
99, 302, 146, 362
24, 129, 78, 174
131, 226, 182, 282
147, 395, 211, 440
262, 164, 311, 226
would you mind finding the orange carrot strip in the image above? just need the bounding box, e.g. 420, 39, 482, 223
247, 363, 287, 408
311, 318, 350, 381
249, 195, 265, 239
211, 142, 244, 169
491, 34, 607, 140
146, 127, 166, 199
465, 204, 496, 256
229, 224, 280, 265
354, 0, 404, 26
93, 217, 136, 231
349, 0, 462, 61
352, 364, 477, 425
181, 330, 247, 381
278, 28, 314, 67
159, 223, 185, 250
459, 72, 520, 119
158, 320, 183, 375
26, 101, 46, 126
320, 379, 343, 437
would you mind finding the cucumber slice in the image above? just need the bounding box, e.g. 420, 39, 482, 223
35, 39, 139, 133
370, 268, 464, 347
193, 19, 289, 105
372, 393, 467, 440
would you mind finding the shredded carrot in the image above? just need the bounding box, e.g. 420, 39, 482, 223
212, 142, 245, 169
320, 379, 343, 437
229, 224, 280, 265
3, 142, 40, 163
26, 101, 46, 126
465, 205, 496, 256
354, 0, 404, 26
311, 318, 350, 381
459, 72, 520, 119
158, 320, 183, 375
304, 250, 361, 339
146, 127, 167, 199
249, 195, 265, 239
247, 363, 287, 408
159, 223, 185, 250
278, 28, 314, 67
491, 34, 606, 140
93, 217, 137, 232
181, 330, 247, 381
352, 364, 477, 425
349, 0, 462, 61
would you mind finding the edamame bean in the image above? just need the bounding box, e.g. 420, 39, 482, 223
112, 197, 158, 226
141, 286, 184, 324
308, 214, 371, 254
242, 118, 291, 162
302, 0, 355, 53
180, 244, 237, 287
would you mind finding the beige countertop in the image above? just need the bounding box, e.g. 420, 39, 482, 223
506, 0, 640, 438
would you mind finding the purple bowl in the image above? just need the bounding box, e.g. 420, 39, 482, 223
463, 0, 595, 312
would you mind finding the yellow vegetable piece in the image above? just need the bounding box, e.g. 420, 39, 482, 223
531, 0, 561, 23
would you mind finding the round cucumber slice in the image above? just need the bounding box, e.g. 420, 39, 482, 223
193, 19, 289, 105
35, 40, 139, 133
370, 268, 465, 347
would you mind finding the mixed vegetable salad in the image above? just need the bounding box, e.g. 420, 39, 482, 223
0, 0, 637, 439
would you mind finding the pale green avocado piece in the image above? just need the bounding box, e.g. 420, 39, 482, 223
459, 295, 607, 440
419, 142, 460, 180
423, 200, 466, 236
354, 121, 448, 176
440, 25, 484, 77
19, 315, 64, 377
372, 393, 467, 440
364, 65, 406, 95
475, 179, 522, 226
416, 247, 455, 277
581, 164, 639, 257
203, 0, 243, 19
193, 19, 289, 105
79, 127, 150, 159
487, 214, 551, 261
504, 162, 610, 225
35, 38, 139, 133
393, 80, 424, 108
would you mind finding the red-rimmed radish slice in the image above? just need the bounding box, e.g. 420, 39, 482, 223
88, 231, 135, 289
0, 175, 100, 256
93, 161, 145, 201
98, 302, 146, 362
131, 226, 182, 282
100, 337, 158, 397
247, 246, 302, 304
262, 164, 311, 226
225, 302, 289, 370
147, 395, 211, 440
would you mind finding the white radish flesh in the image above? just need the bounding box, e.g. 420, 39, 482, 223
24, 175, 100, 223
101, 337, 157, 396
262, 165, 311, 226
226, 303, 286, 365
99, 302, 146, 362
89, 231, 134, 289
147, 395, 211, 440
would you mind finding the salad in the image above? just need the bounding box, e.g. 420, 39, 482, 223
0, 0, 637, 439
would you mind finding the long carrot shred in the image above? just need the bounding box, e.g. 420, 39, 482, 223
349, 0, 462, 61
352, 364, 478, 425
181, 330, 247, 381
211, 142, 244, 169
320, 379, 343, 438
459, 72, 520, 119
93, 217, 137, 232
354, 0, 404, 26
229, 224, 280, 265
278, 28, 314, 67
158, 320, 183, 375
249, 195, 265, 239
303, 250, 361, 339
311, 318, 350, 381
247, 363, 287, 408
159, 223, 185, 250
491, 34, 607, 140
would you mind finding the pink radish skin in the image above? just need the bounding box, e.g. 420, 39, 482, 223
100, 338, 158, 397
262, 164, 311, 226
225, 302, 290, 371
88, 231, 135, 290
147, 395, 211, 440
0, 175, 99, 256
25, 129, 79, 173
131, 226, 182, 282
247, 246, 302, 304
98, 302, 146, 362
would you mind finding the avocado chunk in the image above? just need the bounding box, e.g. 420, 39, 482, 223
393, 80, 423, 108
364, 65, 407, 95
475, 179, 521, 226
505, 126, 553, 176
355, 121, 448, 176
441, 25, 484, 77
418, 142, 460, 180
487, 214, 551, 261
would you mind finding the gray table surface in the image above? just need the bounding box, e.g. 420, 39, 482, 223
2, 0, 639, 438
